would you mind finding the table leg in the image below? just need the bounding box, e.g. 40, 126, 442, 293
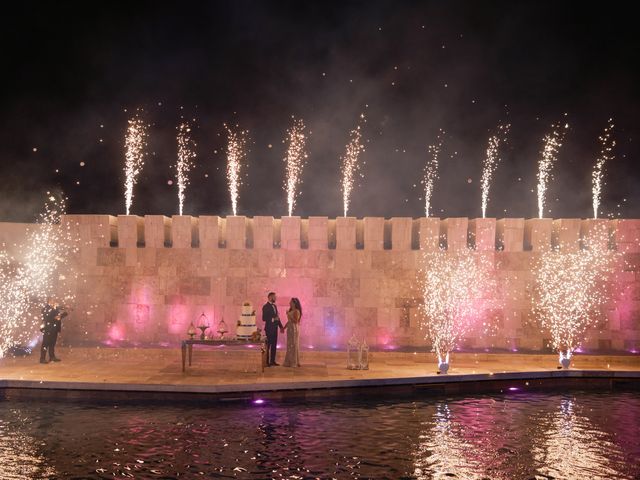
188, 344, 193, 366
181, 343, 186, 372
261, 345, 266, 373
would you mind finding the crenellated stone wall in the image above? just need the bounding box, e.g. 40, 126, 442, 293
2, 215, 640, 352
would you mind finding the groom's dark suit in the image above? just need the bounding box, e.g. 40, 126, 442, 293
262, 301, 282, 365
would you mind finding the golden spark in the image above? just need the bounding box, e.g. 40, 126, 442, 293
225, 124, 248, 216
592, 118, 615, 219
0, 194, 78, 357
123, 115, 148, 215
340, 115, 366, 217
418, 247, 501, 366
423, 129, 445, 217
481, 124, 510, 218
175, 122, 196, 215
537, 122, 568, 218
283, 117, 308, 217
532, 224, 618, 362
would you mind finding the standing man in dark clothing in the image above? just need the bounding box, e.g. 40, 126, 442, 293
262, 292, 283, 366
40, 298, 67, 364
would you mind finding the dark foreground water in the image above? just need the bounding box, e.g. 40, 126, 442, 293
1, 390, 639, 479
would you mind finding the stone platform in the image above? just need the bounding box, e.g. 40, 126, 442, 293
1, 348, 639, 402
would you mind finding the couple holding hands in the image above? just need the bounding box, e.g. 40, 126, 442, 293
262, 292, 301, 367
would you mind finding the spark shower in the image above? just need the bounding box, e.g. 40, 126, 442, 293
120, 115, 614, 220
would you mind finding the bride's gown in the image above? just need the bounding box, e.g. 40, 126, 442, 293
283, 310, 300, 367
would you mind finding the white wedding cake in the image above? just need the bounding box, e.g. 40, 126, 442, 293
236, 302, 257, 340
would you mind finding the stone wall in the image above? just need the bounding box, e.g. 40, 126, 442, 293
2, 215, 640, 352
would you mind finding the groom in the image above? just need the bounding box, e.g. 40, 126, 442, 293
262, 291, 283, 366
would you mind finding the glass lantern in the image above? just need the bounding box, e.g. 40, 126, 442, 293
187, 322, 196, 339
358, 339, 369, 370
347, 335, 360, 370
197, 312, 210, 340
217, 318, 228, 339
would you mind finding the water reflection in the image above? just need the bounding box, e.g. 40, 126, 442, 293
0, 391, 639, 479
413, 394, 638, 480
0, 407, 56, 479
532, 398, 628, 479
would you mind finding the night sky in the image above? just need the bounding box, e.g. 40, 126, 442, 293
1, 1, 638, 222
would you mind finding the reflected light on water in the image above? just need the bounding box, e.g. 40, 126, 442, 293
532, 398, 626, 479
0, 409, 56, 479
1, 392, 638, 478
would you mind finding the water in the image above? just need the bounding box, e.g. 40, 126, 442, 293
1, 390, 639, 479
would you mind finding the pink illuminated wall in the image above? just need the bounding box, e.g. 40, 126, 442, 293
1, 215, 638, 352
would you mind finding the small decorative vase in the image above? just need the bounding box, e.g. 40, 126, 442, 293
560, 357, 571, 369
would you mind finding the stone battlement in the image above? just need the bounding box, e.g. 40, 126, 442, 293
58, 215, 640, 252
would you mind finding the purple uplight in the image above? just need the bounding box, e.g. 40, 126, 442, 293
508, 387, 519, 391
253, 399, 265, 405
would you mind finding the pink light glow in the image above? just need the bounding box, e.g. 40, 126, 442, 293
108, 323, 125, 341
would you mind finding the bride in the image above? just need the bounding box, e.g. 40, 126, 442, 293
283, 297, 302, 367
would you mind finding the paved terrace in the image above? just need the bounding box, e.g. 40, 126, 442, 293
1, 348, 639, 400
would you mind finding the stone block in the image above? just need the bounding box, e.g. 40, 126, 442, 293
62, 214, 116, 248
252, 216, 274, 249
524, 218, 552, 251
178, 277, 212, 296
552, 218, 581, 252
391, 217, 412, 250
418, 217, 440, 251
497, 218, 524, 252
443, 217, 468, 251
581, 219, 610, 251
117, 215, 143, 248
144, 215, 170, 248
363, 217, 384, 250
281, 216, 301, 250
613, 219, 640, 253
308, 216, 328, 250
171, 215, 197, 248
225, 216, 246, 249
469, 218, 496, 251
199, 216, 220, 249
336, 216, 356, 250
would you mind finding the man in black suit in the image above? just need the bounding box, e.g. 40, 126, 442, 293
40, 298, 67, 364
262, 292, 283, 366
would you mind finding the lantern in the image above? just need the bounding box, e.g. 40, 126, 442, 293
359, 339, 369, 370
347, 335, 360, 370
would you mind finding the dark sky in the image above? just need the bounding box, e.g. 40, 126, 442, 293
0, 1, 638, 221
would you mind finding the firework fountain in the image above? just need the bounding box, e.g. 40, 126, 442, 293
592, 119, 615, 219
422, 129, 444, 218
123, 115, 148, 215
419, 247, 500, 373
340, 114, 366, 217
175, 122, 196, 216
0, 194, 77, 358
532, 225, 618, 368
283, 117, 308, 216
536, 122, 569, 219
480, 124, 509, 218
225, 124, 248, 216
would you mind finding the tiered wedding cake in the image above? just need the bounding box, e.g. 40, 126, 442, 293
236, 302, 257, 340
